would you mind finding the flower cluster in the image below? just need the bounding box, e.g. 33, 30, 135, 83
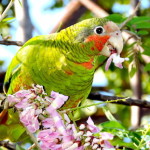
7, 85, 115, 150
38, 114, 115, 150
8, 85, 48, 133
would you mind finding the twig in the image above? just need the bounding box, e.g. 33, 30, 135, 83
79, 0, 108, 17
119, 1, 141, 30
88, 93, 150, 108
0, 141, 16, 150
27, 143, 36, 150
0, 0, 15, 22
0, 40, 23, 46
123, 30, 141, 41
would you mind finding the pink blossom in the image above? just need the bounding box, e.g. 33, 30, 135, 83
42, 118, 55, 128
7, 95, 20, 104
100, 132, 114, 140
38, 129, 62, 150
50, 91, 68, 109
87, 117, 100, 133
105, 53, 129, 71
15, 90, 30, 98
15, 98, 29, 109
51, 110, 67, 136
20, 108, 39, 133
75, 146, 84, 150
102, 140, 115, 149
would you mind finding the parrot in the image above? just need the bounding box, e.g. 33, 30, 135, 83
3, 18, 123, 107
0, 18, 125, 141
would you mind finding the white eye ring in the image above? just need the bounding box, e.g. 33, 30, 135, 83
94, 26, 105, 35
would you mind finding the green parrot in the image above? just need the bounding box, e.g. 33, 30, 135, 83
0, 18, 124, 141
3, 18, 123, 108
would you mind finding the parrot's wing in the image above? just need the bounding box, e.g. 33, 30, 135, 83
3, 33, 60, 94
3, 60, 22, 94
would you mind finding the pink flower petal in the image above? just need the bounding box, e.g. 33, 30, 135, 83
105, 54, 114, 71
27, 116, 39, 133
100, 132, 114, 140
103, 140, 114, 149
50, 91, 68, 109
115, 63, 123, 69
20, 108, 39, 133
15, 90, 30, 98
42, 118, 55, 128
7, 95, 20, 104
87, 117, 100, 133
15, 98, 29, 109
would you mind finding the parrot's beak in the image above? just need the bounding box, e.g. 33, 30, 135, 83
100, 30, 123, 57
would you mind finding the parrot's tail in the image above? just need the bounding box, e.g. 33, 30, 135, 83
0, 109, 8, 124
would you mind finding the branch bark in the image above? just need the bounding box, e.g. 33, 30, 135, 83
1, 93, 150, 109
79, 0, 108, 17
88, 93, 150, 109
0, 141, 16, 150
0, 40, 23, 46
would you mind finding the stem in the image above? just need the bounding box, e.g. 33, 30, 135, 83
119, 1, 141, 29
27, 143, 36, 150
136, 125, 150, 149
0, 0, 15, 22
68, 98, 127, 111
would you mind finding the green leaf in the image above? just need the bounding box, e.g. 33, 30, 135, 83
0, 125, 8, 140
144, 63, 150, 72
1, 17, 15, 23
137, 30, 149, 35
142, 46, 150, 56
107, 14, 125, 23
16, 144, 25, 150
8, 124, 26, 142
135, 22, 150, 29
111, 137, 137, 149
128, 16, 150, 25
127, 16, 150, 30
100, 120, 126, 130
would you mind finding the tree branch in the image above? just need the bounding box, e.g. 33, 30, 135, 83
79, 0, 108, 17
0, 141, 16, 150
88, 93, 150, 108
0, 40, 23, 46
1, 93, 150, 109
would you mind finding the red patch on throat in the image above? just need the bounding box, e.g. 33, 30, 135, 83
85, 35, 110, 51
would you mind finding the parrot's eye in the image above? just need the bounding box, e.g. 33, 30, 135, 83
94, 26, 105, 35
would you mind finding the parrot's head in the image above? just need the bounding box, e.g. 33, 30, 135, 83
70, 18, 123, 57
